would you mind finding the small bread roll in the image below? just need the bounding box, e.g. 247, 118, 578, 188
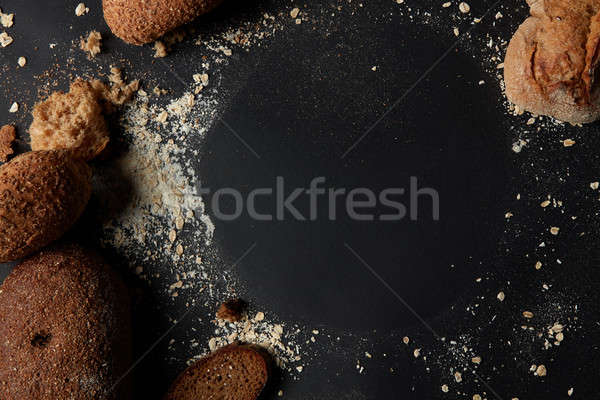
103, 0, 223, 45
504, 0, 600, 124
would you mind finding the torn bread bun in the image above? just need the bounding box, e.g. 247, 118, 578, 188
504, 0, 600, 124
103, 0, 223, 45
29, 79, 110, 161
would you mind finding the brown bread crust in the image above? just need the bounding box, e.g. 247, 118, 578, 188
103, 0, 223, 45
0, 151, 92, 263
165, 343, 270, 400
0, 125, 15, 163
504, 0, 600, 124
0, 245, 132, 400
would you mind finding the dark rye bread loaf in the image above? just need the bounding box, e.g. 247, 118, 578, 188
0, 245, 132, 400
103, 0, 223, 45
0, 150, 92, 263
165, 344, 270, 400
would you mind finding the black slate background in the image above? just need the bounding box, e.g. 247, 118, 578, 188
1, 0, 599, 399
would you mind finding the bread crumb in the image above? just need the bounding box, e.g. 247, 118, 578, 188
80, 31, 101, 57
458, 2, 470, 13
0, 9, 13, 28
0, 32, 13, 47
0, 125, 16, 162
591, 182, 599, 190
75, 3, 89, 16
94, 67, 140, 107
290, 7, 300, 18
157, 110, 168, 123
563, 139, 576, 147
523, 311, 534, 319
277, 390, 284, 397
17, 56, 26, 67
8, 102, 18, 113
568, 388, 574, 396
454, 371, 462, 383
295, 18, 302, 25
216, 298, 246, 322
535, 364, 547, 377
153, 41, 168, 58
550, 226, 560, 235
254, 311, 265, 321
497, 291, 505, 301
441, 384, 449, 393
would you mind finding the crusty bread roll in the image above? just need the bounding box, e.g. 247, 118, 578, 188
504, 0, 600, 124
103, 0, 223, 45
0, 245, 131, 400
164, 344, 270, 400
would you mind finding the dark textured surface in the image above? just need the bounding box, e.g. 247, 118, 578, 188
0, 0, 599, 399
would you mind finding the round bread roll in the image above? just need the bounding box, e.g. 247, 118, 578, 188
103, 0, 223, 45
165, 344, 270, 400
0, 245, 131, 400
504, 0, 600, 124
0, 151, 92, 263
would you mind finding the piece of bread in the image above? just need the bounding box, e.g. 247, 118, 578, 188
103, 0, 223, 45
0, 245, 132, 400
216, 298, 247, 322
0, 124, 15, 162
164, 344, 270, 400
29, 79, 110, 161
504, 0, 600, 124
0, 150, 92, 263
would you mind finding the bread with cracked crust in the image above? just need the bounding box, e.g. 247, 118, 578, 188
504, 0, 600, 124
103, 0, 223, 45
